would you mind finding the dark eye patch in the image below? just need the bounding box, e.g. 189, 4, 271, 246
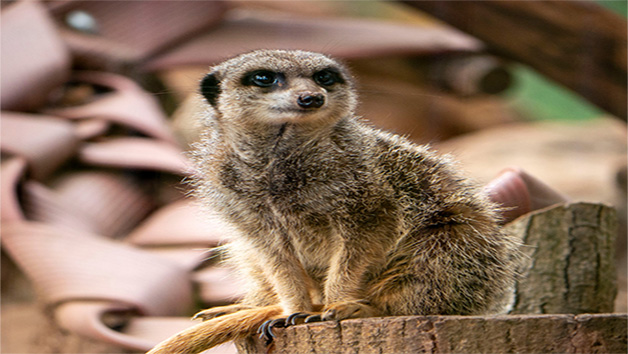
200, 73, 220, 106
242, 70, 284, 87
313, 68, 344, 87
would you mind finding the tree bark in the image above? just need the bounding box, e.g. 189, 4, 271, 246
400, 1, 628, 120
506, 202, 617, 314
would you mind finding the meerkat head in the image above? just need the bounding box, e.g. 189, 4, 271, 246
199, 50, 357, 127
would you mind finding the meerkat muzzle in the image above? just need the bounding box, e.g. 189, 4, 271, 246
297, 93, 325, 109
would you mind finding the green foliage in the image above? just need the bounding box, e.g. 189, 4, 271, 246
505, 65, 605, 121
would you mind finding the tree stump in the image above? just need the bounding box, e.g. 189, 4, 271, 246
506, 202, 617, 314
237, 203, 624, 353
238, 314, 626, 354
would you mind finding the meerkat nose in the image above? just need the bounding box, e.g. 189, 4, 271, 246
297, 93, 325, 109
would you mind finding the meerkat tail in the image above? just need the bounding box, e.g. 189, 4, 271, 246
147, 305, 283, 354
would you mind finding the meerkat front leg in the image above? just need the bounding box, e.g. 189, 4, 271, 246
253, 243, 321, 343
254, 236, 383, 329
319, 238, 385, 321
195, 240, 315, 333
258, 241, 316, 315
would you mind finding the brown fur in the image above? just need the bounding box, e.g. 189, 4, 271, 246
147, 50, 520, 354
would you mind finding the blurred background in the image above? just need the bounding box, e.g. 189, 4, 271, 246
1, 1, 626, 353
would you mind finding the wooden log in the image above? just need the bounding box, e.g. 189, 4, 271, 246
505, 202, 617, 314
237, 203, 622, 353
400, 1, 628, 120
237, 314, 627, 354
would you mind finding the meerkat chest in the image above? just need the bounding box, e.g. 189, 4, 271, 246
266, 157, 310, 198
221, 148, 357, 210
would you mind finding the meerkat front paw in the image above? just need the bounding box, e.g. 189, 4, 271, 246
321, 300, 380, 321
257, 302, 379, 345
286, 311, 323, 325
257, 306, 325, 344
257, 312, 323, 345
192, 304, 254, 321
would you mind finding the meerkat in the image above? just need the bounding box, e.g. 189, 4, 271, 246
147, 49, 520, 354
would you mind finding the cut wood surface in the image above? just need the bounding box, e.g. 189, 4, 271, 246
238, 203, 623, 353
401, 1, 628, 120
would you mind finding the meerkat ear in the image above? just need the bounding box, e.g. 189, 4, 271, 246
200, 73, 221, 106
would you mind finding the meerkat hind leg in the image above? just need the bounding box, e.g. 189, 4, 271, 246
148, 305, 284, 354
193, 303, 255, 321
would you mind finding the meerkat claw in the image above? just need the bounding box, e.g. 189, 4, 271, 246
258, 318, 287, 345
287, 312, 310, 325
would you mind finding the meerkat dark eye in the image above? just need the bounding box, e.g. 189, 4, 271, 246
243, 70, 281, 87
313, 69, 344, 87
